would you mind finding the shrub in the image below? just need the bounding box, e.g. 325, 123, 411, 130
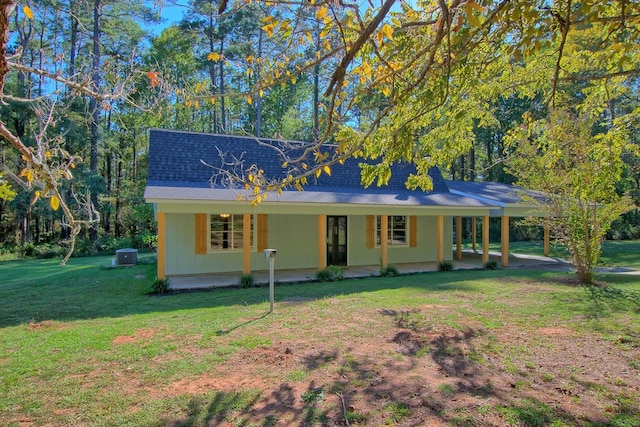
141, 231, 158, 250
239, 273, 255, 288
437, 260, 454, 272
316, 265, 344, 282
98, 236, 134, 253
151, 278, 170, 294
484, 260, 498, 270
380, 265, 399, 277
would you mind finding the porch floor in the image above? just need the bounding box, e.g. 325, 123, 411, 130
168, 250, 573, 290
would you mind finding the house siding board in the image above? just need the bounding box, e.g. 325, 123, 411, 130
349, 216, 445, 265
165, 213, 260, 275
267, 215, 318, 269
163, 213, 453, 275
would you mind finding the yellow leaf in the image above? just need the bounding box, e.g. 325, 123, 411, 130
291, 75, 297, 84
50, 195, 60, 211
247, 96, 253, 105
210, 97, 216, 105
262, 22, 276, 37
467, 0, 486, 12
315, 6, 328, 20
259, 89, 264, 98
246, 55, 254, 63
316, 168, 322, 178
380, 23, 394, 41
465, 3, 481, 27
45, 150, 51, 159
305, 31, 313, 44
207, 52, 221, 62
23, 5, 34, 19
301, 163, 308, 170
323, 165, 331, 176
262, 16, 274, 23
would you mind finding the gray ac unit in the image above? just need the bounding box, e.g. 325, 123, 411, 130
115, 248, 138, 265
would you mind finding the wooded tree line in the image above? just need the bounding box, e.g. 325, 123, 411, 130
0, 0, 639, 262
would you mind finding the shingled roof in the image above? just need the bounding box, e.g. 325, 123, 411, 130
144, 129, 496, 208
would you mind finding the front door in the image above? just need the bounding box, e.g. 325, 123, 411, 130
327, 216, 347, 266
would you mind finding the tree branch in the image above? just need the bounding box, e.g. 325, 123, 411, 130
324, 0, 395, 97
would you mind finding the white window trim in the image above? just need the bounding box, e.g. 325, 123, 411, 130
375, 215, 409, 248
208, 214, 256, 253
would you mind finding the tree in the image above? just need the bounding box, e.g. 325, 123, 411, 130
0, 1, 164, 263
194, 0, 640, 197
508, 109, 635, 284
2, 0, 639, 257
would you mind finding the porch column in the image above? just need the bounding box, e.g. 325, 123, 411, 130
243, 213, 251, 274
436, 215, 444, 262
455, 216, 462, 260
501, 215, 509, 267
157, 212, 166, 279
482, 215, 489, 265
543, 224, 550, 257
472, 217, 477, 251
381, 215, 388, 268
318, 214, 327, 269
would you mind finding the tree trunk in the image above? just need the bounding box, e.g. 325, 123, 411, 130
469, 147, 476, 182
255, 28, 263, 137
312, 21, 320, 142
115, 158, 122, 237
0, 1, 16, 95
89, 0, 101, 242
219, 37, 226, 133
69, 8, 78, 77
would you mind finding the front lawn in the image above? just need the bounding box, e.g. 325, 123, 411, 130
1, 249, 639, 426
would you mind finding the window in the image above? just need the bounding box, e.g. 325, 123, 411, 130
376, 215, 407, 246
210, 214, 254, 250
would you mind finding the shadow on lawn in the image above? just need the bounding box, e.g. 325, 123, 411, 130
157, 321, 630, 426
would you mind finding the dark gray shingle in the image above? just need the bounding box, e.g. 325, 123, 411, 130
147, 129, 449, 193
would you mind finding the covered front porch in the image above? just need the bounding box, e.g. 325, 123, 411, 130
167, 249, 571, 290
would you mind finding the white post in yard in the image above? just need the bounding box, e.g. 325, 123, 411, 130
264, 249, 277, 312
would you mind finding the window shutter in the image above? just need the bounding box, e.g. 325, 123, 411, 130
195, 214, 207, 254
409, 216, 417, 247
366, 215, 374, 249
257, 214, 268, 251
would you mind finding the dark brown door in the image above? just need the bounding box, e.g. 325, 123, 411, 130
327, 216, 347, 266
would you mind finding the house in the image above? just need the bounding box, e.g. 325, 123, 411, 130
144, 129, 545, 280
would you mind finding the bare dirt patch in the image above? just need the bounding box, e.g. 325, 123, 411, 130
134, 303, 640, 426
112, 328, 157, 345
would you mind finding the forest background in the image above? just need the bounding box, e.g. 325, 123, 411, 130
0, 0, 639, 261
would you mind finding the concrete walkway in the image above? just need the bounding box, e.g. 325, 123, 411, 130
167, 250, 581, 291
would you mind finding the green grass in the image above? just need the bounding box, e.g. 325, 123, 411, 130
1, 242, 639, 426
464, 239, 640, 269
